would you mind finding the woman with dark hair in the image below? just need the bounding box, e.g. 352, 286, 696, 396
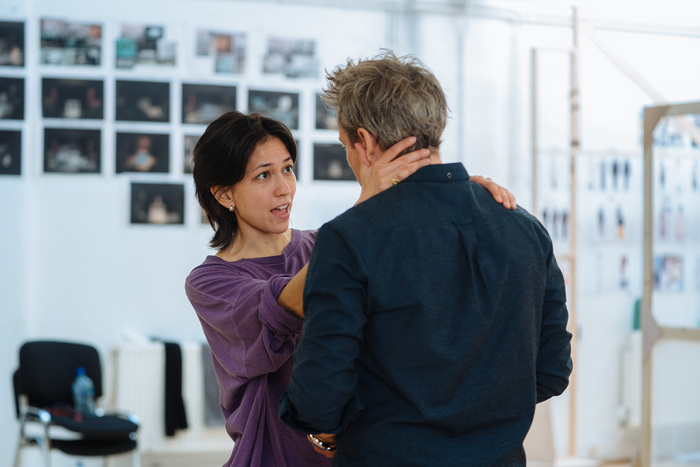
185, 111, 514, 466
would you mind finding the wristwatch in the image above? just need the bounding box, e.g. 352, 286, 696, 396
308, 434, 336, 452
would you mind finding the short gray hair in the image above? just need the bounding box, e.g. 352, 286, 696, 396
322, 50, 448, 153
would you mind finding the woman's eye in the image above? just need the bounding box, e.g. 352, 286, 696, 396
256, 172, 269, 180
284, 165, 294, 173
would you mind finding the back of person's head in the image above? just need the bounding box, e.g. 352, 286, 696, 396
192, 111, 297, 250
322, 50, 448, 153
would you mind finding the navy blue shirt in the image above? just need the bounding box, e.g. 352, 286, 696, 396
280, 163, 572, 466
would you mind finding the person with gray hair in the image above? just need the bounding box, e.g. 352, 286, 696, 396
280, 51, 572, 465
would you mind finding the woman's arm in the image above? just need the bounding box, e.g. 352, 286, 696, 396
277, 263, 308, 318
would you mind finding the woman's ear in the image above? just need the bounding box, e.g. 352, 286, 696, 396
356, 128, 379, 164
210, 186, 234, 209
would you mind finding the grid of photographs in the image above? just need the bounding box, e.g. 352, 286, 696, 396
2, 20, 347, 221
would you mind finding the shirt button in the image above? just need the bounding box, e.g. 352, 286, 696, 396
446, 172, 453, 179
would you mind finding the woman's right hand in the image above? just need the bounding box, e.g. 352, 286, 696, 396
354, 136, 431, 205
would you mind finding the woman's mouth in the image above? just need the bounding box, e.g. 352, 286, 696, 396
272, 204, 290, 217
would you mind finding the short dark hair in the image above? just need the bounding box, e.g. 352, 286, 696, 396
192, 111, 297, 251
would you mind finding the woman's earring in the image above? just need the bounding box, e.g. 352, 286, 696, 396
229, 205, 235, 212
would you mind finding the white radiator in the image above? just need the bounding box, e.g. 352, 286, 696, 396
620, 331, 642, 428
110, 340, 231, 466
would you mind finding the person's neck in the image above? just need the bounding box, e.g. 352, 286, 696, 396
217, 228, 292, 262
428, 150, 442, 165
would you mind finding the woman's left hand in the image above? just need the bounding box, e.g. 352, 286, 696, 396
470, 175, 516, 209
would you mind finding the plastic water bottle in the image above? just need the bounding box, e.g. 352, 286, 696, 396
72, 366, 96, 417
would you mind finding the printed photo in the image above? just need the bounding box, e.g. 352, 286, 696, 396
313, 143, 354, 181
40, 18, 101, 66
653, 254, 684, 292
0, 130, 21, 175
0, 21, 24, 67
315, 93, 337, 130
182, 83, 236, 124
183, 134, 200, 174
116, 24, 176, 69
248, 90, 299, 130
44, 128, 100, 174
0, 77, 24, 120
130, 182, 184, 225
115, 80, 170, 122
42, 78, 103, 119
116, 132, 170, 174
194, 30, 245, 74
262, 37, 318, 79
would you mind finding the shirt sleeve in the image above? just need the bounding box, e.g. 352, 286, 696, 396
535, 243, 573, 403
279, 225, 366, 434
185, 262, 304, 381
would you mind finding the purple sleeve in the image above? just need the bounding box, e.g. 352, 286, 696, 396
185, 262, 304, 381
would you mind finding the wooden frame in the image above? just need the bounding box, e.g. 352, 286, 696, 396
639, 100, 700, 467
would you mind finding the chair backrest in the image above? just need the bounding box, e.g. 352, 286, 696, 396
16, 340, 103, 409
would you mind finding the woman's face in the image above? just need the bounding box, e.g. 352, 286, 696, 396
230, 137, 296, 237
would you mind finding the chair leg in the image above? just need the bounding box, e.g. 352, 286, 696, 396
38, 437, 51, 467
13, 442, 22, 467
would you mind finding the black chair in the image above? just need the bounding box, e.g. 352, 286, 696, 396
13, 340, 140, 467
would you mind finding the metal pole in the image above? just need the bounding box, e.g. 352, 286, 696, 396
567, 6, 580, 457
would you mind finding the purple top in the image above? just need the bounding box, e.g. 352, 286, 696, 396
185, 229, 330, 467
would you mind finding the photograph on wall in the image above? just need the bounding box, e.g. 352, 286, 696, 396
0, 77, 24, 120
116, 24, 176, 70
248, 89, 299, 129
194, 29, 245, 74
182, 83, 236, 124
40, 18, 101, 66
313, 143, 354, 181
653, 254, 684, 292
42, 78, 103, 119
183, 134, 200, 174
130, 182, 184, 225
44, 128, 100, 174
653, 116, 687, 150
262, 37, 318, 79
0, 21, 25, 67
0, 130, 21, 175
115, 80, 170, 122
315, 93, 337, 130
115, 132, 170, 174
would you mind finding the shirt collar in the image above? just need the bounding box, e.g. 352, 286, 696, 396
402, 162, 470, 184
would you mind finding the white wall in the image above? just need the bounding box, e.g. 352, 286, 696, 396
2, 0, 700, 465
